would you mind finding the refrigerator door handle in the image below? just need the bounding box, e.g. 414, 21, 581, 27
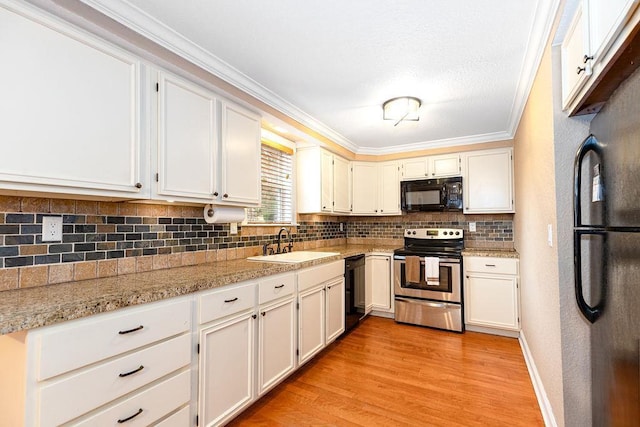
573, 229, 606, 323
573, 134, 604, 228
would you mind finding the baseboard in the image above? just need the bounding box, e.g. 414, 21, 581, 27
369, 310, 394, 319
519, 331, 558, 427
465, 324, 520, 338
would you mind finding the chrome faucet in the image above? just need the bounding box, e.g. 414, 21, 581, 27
276, 227, 293, 254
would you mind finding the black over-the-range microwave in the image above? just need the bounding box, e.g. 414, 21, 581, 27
400, 176, 463, 212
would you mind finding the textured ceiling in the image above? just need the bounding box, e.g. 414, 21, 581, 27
82, 0, 558, 153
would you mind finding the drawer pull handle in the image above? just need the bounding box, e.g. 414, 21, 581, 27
117, 408, 143, 423
119, 365, 144, 378
485, 264, 496, 267
118, 325, 144, 335
224, 297, 238, 303
274, 284, 285, 289
261, 311, 266, 316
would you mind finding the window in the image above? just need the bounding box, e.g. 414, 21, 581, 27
246, 141, 294, 224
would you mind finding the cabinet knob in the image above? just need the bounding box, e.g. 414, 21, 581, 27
576, 66, 586, 75
213, 192, 219, 197
223, 193, 229, 198
583, 55, 593, 64
252, 314, 257, 319
135, 182, 142, 189
375, 209, 378, 213
261, 312, 266, 316
432, 173, 435, 176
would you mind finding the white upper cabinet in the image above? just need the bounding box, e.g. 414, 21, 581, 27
562, 0, 640, 112
0, 3, 146, 199
586, 0, 639, 66
378, 161, 401, 215
352, 161, 400, 215
401, 154, 460, 180
462, 148, 514, 214
351, 162, 379, 214
218, 100, 261, 206
429, 154, 461, 178
155, 71, 217, 202
561, 3, 591, 109
155, 72, 261, 206
297, 147, 350, 214
332, 155, 351, 213
401, 157, 429, 180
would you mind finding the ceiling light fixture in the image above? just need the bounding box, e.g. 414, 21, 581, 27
382, 96, 421, 126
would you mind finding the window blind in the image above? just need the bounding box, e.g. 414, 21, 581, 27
246, 143, 293, 224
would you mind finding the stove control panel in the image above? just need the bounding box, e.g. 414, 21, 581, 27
404, 228, 464, 239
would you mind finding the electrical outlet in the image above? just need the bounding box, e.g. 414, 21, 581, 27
230, 222, 238, 235
547, 224, 553, 247
340, 223, 344, 232
469, 222, 476, 232
42, 216, 63, 242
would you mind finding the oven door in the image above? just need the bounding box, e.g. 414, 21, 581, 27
393, 256, 461, 303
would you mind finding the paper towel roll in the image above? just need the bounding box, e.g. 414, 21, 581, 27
203, 205, 246, 224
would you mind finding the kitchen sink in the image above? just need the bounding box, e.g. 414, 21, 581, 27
247, 251, 340, 264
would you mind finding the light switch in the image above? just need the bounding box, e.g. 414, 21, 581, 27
547, 224, 553, 247
230, 222, 238, 235
469, 222, 476, 232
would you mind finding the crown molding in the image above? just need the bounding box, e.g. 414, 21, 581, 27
79, 0, 552, 157
506, 0, 561, 136
356, 131, 513, 155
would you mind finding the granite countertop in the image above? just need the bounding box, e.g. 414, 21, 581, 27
0, 244, 398, 335
461, 248, 519, 259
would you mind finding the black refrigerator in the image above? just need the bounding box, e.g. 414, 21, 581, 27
573, 98, 640, 423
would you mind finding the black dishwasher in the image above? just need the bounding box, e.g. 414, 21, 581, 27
344, 254, 366, 332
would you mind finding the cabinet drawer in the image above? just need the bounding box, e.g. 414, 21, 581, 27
36, 297, 191, 381
156, 405, 191, 427
464, 257, 518, 275
199, 281, 256, 324
38, 333, 191, 426
74, 369, 190, 426
259, 272, 295, 305
297, 260, 344, 292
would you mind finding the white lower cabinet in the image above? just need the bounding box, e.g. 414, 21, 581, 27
257, 273, 296, 396
325, 277, 345, 344
199, 310, 256, 427
0, 296, 193, 427
297, 284, 326, 365
366, 254, 393, 314
297, 260, 345, 365
463, 256, 520, 335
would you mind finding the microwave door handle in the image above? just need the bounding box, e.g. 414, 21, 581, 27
573, 134, 603, 228
573, 229, 606, 323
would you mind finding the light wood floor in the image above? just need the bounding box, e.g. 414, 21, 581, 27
228, 316, 543, 426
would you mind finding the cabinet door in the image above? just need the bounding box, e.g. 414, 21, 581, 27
401, 157, 429, 179
298, 285, 325, 365
320, 151, 334, 212
429, 154, 460, 178
351, 162, 378, 214
561, 4, 591, 110
258, 297, 296, 396
0, 4, 144, 198
586, 0, 639, 65
463, 148, 514, 213
199, 312, 255, 427
325, 278, 345, 344
378, 162, 400, 215
464, 274, 519, 330
219, 101, 261, 206
333, 156, 351, 213
367, 255, 392, 311
157, 72, 216, 202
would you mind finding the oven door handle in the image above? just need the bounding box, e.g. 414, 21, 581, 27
395, 297, 453, 309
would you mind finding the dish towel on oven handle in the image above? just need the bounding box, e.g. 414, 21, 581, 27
405, 256, 421, 284
424, 257, 440, 286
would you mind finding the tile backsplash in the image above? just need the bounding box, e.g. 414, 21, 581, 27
0, 196, 512, 290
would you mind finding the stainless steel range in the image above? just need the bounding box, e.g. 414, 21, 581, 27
393, 228, 464, 332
